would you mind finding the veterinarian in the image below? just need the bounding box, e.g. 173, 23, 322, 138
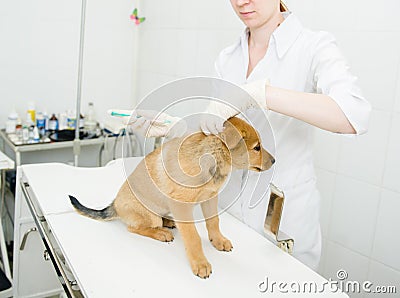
124, 0, 371, 271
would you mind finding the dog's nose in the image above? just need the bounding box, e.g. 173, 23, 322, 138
271, 157, 275, 165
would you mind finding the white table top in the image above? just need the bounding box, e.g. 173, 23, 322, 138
21, 158, 141, 215
20, 160, 347, 297
0, 150, 14, 170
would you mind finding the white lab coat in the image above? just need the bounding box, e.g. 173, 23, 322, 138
216, 12, 371, 270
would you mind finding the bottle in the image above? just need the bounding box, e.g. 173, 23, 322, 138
27, 101, 36, 123
33, 126, 40, 142
6, 110, 18, 134
16, 117, 23, 139
67, 110, 76, 130
43, 110, 49, 131
48, 114, 59, 131
25, 112, 34, 126
79, 113, 85, 129
28, 125, 34, 142
36, 112, 45, 136
85, 102, 96, 132
58, 112, 68, 130
22, 124, 29, 142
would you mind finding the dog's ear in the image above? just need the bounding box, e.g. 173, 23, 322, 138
219, 120, 244, 149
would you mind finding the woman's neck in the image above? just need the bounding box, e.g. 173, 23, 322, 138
248, 12, 285, 49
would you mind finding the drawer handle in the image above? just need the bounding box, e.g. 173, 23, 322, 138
43, 250, 50, 261
20, 227, 37, 250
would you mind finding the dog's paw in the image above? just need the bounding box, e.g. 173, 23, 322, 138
154, 228, 174, 242
191, 259, 212, 279
210, 236, 233, 252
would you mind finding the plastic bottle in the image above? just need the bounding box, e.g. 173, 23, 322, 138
43, 110, 49, 131
33, 126, 40, 142
58, 112, 67, 130
79, 113, 85, 129
67, 110, 76, 130
6, 110, 18, 134
85, 102, 96, 132
27, 101, 36, 123
22, 124, 29, 142
16, 117, 23, 139
36, 112, 45, 136
28, 125, 34, 142
48, 114, 59, 131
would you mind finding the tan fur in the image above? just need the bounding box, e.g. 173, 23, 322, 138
77, 117, 274, 278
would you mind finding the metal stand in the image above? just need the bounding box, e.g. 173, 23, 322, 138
74, 0, 87, 167
0, 152, 14, 297
264, 183, 294, 254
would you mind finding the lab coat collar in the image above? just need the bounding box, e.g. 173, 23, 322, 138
240, 12, 304, 60
272, 12, 304, 59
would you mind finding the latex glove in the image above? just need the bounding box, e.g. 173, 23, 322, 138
200, 79, 268, 135
241, 79, 269, 110
108, 109, 186, 138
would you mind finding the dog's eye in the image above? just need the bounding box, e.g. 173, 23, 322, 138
253, 145, 261, 151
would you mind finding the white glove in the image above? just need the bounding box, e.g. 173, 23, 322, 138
200, 79, 268, 135
241, 79, 269, 110
108, 109, 186, 138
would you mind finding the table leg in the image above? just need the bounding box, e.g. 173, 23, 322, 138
16, 151, 21, 167
1, 170, 4, 208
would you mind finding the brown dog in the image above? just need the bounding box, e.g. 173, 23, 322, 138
69, 117, 275, 278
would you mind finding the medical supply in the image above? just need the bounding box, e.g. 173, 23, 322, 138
85, 102, 97, 132
22, 125, 29, 142
108, 109, 172, 124
67, 110, 76, 130
59, 112, 68, 130
79, 114, 85, 129
16, 118, 22, 139
27, 101, 36, 123
28, 126, 34, 142
25, 112, 34, 126
5, 110, 18, 134
43, 110, 49, 131
33, 126, 40, 142
48, 114, 58, 131
36, 112, 45, 136
109, 110, 132, 117
125, 109, 185, 138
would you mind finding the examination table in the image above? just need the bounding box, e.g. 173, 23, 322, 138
13, 158, 347, 297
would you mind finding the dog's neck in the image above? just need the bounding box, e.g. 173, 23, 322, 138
205, 136, 233, 182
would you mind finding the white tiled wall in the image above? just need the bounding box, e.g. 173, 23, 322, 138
371, 189, 400, 271
134, 0, 400, 297
297, 0, 400, 296
0, 0, 137, 129
328, 176, 380, 257
134, 0, 243, 101
324, 241, 370, 298
382, 113, 400, 193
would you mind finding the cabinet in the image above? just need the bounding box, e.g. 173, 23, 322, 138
13, 173, 62, 297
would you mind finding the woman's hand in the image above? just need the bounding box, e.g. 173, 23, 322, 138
109, 109, 187, 138
200, 79, 269, 135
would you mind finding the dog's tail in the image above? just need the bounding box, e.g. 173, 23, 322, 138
69, 195, 117, 221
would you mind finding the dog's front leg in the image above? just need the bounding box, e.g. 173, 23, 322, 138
201, 196, 233, 252
169, 201, 212, 278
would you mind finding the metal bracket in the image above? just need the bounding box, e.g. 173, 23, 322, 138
20, 227, 38, 250
264, 183, 294, 254
154, 137, 163, 149
20, 179, 82, 297
44, 249, 50, 261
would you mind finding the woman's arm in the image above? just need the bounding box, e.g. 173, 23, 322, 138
266, 86, 356, 134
